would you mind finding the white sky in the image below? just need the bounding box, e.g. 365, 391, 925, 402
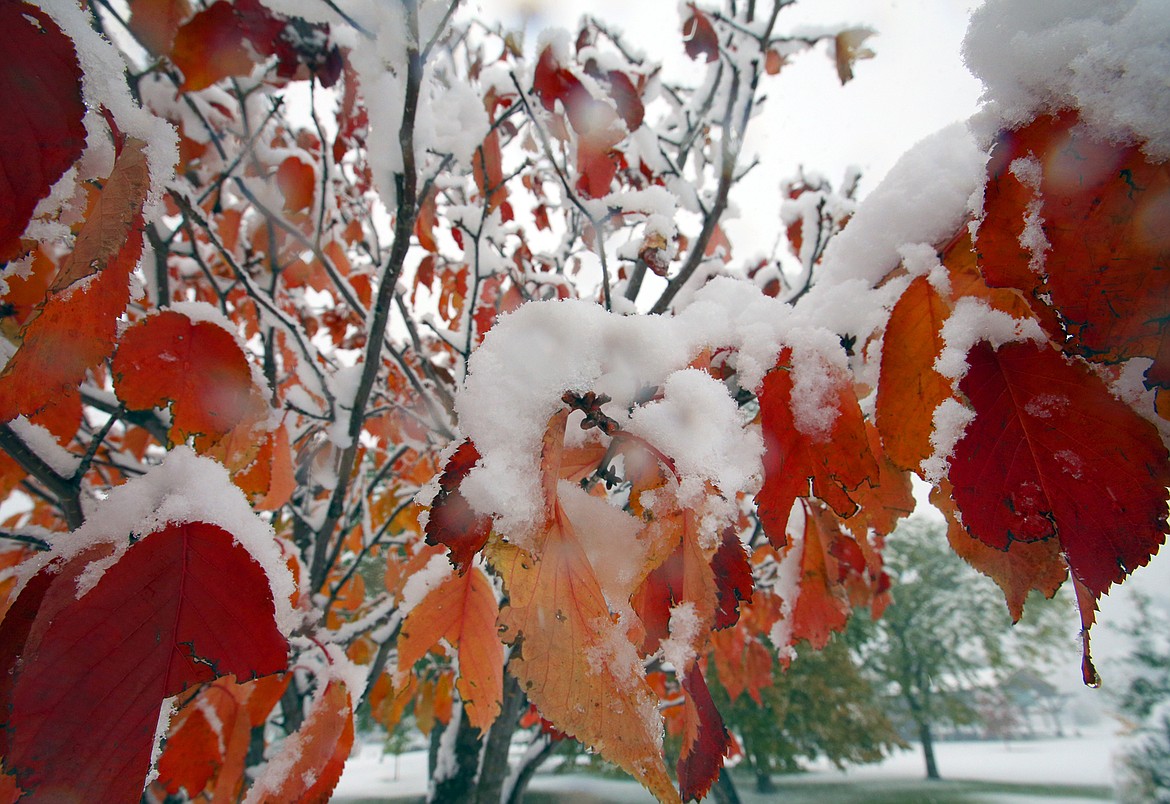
476, 0, 985, 258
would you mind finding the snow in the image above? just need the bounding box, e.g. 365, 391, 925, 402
333, 726, 1126, 802
964, 0, 1170, 160
7, 417, 80, 478
39, 0, 178, 218
659, 601, 700, 680
12, 446, 298, 635
812, 123, 987, 292
934, 298, 1046, 381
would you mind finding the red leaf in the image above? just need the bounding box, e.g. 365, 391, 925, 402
979, 112, 1170, 385
113, 310, 256, 445
275, 155, 315, 213
533, 45, 583, 113
0, 139, 148, 423
426, 439, 492, 573
606, 70, 644, 131
755, 350, 879, 548
171, 0, 283, 91
712, 527, 752, 629
950, 341, 1170, 597
677, 666, 730, 803
0, 522, 288, 800
0, 2, 86, 259
682, 8, 719, 63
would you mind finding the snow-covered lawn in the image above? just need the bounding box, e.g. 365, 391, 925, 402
332, 725, 1123, 802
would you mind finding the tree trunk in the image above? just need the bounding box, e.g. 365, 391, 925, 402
755, 770, 775, 793
474, 672, 525, 804
711, 768, 743, 804
428, 703, 483, 802
918, 719, 940, 780
502, 734, 560, 804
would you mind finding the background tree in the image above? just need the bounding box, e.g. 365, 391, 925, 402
0, 1, 1166, 802
709, 624, 904, 793
859, 516, 1069, 780
1113, 594, 1170, 802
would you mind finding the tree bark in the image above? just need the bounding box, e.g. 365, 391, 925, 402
712, 768, 744, 803
474, 672, 525, 804
428, 704, 483, 802
918, 718, 940, 780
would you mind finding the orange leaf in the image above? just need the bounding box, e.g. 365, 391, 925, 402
789, 503, 850, 649
113, 309, 256, 445
0, 139, 148, 423
415, 186, 439, 252
247, 680, 353, 803
492, 412, 679, 804
876, 275, 953, 472
397, 566, 503, 731
127, 0, 192, 56
473, 129, 507, 213
931, 481, 1067, 622
275, 156, 315, 214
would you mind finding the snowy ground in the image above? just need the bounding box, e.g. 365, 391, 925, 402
332, 725, 1125, 802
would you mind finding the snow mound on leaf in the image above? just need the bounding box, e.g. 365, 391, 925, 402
31, 447, 297, 634
456, 279, 809, 549
964, 0, 1170, 160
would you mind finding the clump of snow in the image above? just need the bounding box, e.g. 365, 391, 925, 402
626, 368, 762, 496
18, 446, 298, 635
659, 602, 700, 680
812, 124, 988, 291
1007, 157, 1050, 273
935, 298, 1046, 380
921, 398, 977, 485
964, 0, 1170, 160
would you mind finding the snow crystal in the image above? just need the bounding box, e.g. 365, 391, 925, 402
964, 0, 1170, 160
